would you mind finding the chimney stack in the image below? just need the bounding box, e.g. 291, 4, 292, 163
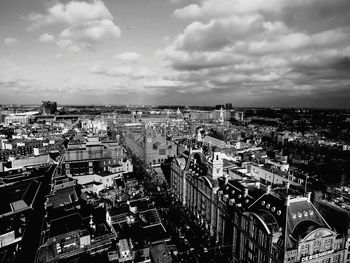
286, 195, 291, 206
266, 185, 271, 195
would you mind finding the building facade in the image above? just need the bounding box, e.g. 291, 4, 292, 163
124, 123, 177, 167
170, 148, 346, 263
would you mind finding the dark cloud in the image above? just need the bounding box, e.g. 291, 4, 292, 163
279, 0, 350, 33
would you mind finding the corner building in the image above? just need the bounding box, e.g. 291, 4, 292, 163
170, 148, 345, 263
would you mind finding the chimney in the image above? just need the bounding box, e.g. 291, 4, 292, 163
286, 182, 290, 190
286, 195, 291, 206
224, 175, 229, 185
244, 188, 249, 197
307, 192, 312, 202
266, 185, 271, 195
286, 182, 290, 194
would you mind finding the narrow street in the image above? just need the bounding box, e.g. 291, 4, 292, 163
123, 144, 230, 262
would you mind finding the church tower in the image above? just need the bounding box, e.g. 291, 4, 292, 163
212, 148, 223, 180
219, 107, 224, 125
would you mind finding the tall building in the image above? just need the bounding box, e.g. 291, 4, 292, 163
41, 101, 57, 115
225, 103, 233, 110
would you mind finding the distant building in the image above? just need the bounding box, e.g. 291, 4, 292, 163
63, 137, 128, 176
40, 101, 57, 115
124, 123, 177, 167
5, 111, 39, 126
225, 103, 233, 110
186, 110, 231, 122
233, 111, 244, 121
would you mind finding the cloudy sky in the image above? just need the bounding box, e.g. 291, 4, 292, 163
0, 0, 350, 107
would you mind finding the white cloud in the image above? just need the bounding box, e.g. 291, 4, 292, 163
115, 52, 140, 61
28, 0, 121, 51
173, 4, 202, 19
172, 0, 302, 20
173, 15, 263, 51
28, 0, 113, 29
159, 47, 241, 71
4, 37, 19, 46
39, 33, 55, 42
56, 39, 73, 49
59, 19, 120, 41
68, 45, 81, 52
248, 32, 311, 54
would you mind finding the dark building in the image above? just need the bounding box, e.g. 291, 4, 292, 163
40, 101, 57, 115
0, 180, 41, 258
35, 177, 115, 263
226, 103, 233, 110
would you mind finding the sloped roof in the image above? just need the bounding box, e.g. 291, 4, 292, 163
285, 198, 330, 249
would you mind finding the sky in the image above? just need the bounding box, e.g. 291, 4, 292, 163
0, 0, 350, 107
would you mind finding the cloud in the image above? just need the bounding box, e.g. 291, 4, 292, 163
0, 76, 32, 91
28, 0, 113, 29
28, 0, 121, 51
158, 0, 350, 106
59, 19, 120, 41
173, 4, 202, 19
56, 39, 73, 49
39, 33, 54, 42
4, 37, 19, 46
159, 48, 240, 71
173, 15, 263, 52
90, 64, 155, 79
115, 52, 141, 61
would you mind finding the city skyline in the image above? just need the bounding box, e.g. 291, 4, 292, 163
1, 0, 350, 107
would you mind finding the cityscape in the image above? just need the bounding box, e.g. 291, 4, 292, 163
1, 1, 350, 263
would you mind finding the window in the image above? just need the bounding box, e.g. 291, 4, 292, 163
300, 244, 309, 257
325, 239, 331, 245
314, 240, 321, 253
332, 254, 340, 262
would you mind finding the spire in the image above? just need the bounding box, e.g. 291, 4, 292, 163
219, 107, 224, 125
